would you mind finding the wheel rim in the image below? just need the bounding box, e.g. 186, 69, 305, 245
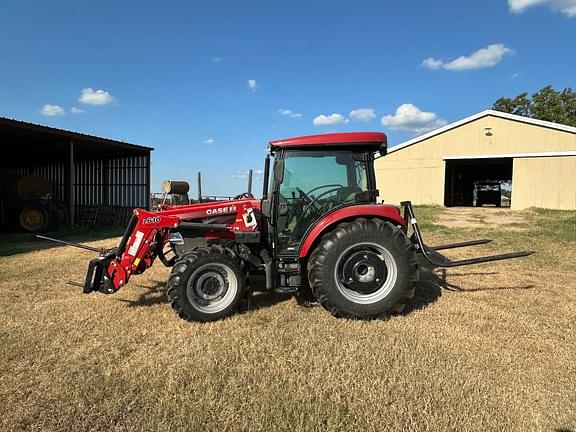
186, 263, 238, 313
333, 242, 398, 305
20, 207, 45, 231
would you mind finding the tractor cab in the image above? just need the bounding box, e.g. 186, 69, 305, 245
263, 133, 387, 256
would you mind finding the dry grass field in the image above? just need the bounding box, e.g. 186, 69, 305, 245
1, 206, 575, 432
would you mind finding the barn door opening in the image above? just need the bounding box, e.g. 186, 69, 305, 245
444, 158, 513, 207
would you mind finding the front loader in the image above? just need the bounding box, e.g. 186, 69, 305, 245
40, 132, 533, 322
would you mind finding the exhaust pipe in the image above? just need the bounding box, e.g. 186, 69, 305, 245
247, 169, 253, 196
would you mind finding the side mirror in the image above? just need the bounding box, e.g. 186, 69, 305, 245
262, 157, 285, 224
274, 159, 284, 185
379, 142, 387, 156
261, 198, 271, 218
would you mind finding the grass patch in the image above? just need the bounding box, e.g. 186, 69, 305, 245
412, 205, 444, 230
0, 207, 575, 431
0, 225, 124, 256
529, 208, 576, 243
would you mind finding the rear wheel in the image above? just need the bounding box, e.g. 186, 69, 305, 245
308, 218, 418, 319
19, 202, 50, 232
166, 245, 245, 322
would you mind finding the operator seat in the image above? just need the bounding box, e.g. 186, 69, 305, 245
336, 185, 363, 204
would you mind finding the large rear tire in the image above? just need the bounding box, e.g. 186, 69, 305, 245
166, 245, 245, 322
19, 202, 51, 232
308, 218, 418, 319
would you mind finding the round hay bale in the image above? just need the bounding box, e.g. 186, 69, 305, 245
162, 180, 190, 195
18, 175, 53, 200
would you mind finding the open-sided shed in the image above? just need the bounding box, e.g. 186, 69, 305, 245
0, 117, 153, 230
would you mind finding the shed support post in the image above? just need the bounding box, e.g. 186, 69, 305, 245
146, 152, 151, 210
102, 158, 109, 206
68, 140, 75, 225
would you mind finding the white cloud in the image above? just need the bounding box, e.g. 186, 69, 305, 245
211, 56, 223, 63
349, 108, 376, 122
508, 0, 576, 16
444, 44, 513, 70
512, 72, 520, 79
78, 88, 115, 105
70, 107, 85, 114
381, 104, 447, 135
247, 79, 257, 92
278, 108, 302, 118
313, 113, 349, 126
422, 44, 513, 71
40, 104, 65, 116
232, 169, 263, 180
203, 138, 215, 144
422, 57, 443, 70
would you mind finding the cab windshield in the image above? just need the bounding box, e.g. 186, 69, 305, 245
276, 150, 371, 254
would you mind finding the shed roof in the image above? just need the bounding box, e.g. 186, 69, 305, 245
389, 110, 576, 154
0, 116, 153, 166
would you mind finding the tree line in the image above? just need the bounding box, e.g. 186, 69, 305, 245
493, 85, 576, 127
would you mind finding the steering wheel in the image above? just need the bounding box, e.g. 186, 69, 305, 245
306, 184, 344, 196
233, 192, 255, 199
295, 184, 343, 211
302, 186, 344, 217
294, 187, 313, 203
290, 185, 345, 241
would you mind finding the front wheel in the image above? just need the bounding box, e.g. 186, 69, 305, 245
308, 218, 418, 319
166, 245, 245, 322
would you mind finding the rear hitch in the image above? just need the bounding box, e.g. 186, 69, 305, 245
400, 201, 534, 268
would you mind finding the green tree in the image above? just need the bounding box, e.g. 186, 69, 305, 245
493, 92, 531, 117
492, 85, 576, 127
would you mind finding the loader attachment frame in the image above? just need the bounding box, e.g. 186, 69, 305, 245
401, 201, 534, 267
36, 235, 121, 293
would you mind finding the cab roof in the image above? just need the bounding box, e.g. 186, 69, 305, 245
269, 132, 387, 152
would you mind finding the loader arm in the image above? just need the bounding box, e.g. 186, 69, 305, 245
75, 199, 260, 294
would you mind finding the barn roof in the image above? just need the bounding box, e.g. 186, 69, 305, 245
0, 116, 152, 165
389, 109, 576, 154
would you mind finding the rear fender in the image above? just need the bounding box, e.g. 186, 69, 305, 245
298, 204, 405, 258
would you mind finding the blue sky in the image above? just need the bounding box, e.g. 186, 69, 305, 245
1, 0, 575, 196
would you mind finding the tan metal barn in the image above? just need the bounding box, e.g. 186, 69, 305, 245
375, 110, 576, 210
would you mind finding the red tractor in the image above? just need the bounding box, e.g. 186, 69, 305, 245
41, 132, 532, 321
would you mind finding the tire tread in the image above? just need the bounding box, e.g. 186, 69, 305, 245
307, 218, 418, 319
165, 245, 244, 322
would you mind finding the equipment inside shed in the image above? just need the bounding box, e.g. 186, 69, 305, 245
444, 158, 512, 207
0, 117, 152, 232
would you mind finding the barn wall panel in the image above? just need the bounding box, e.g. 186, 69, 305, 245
512, 156, 576, 210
